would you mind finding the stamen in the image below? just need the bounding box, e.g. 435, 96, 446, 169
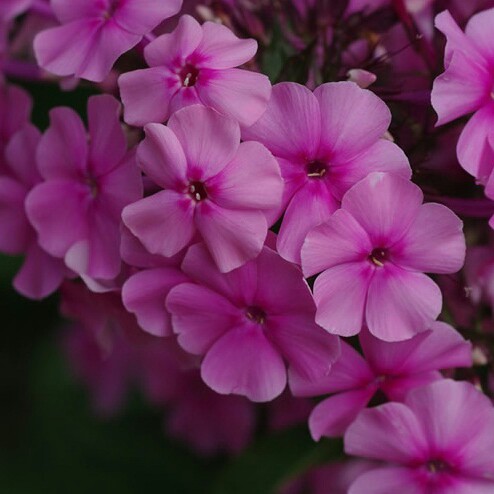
246, 306, 266, 325
306, 160, 327, 178
179, 64, 199, 87
188, 181, 208, 202
369, 248, 388, 267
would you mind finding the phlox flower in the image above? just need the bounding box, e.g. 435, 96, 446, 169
166, 240, 341, 402
34, 0, 182, 82
290, 323, 471, 440
242, 81, 411, 263
432, 9, 494, 189
26, 95, 143, 282
0, 124, 66, 299
345, 379, 494, 493
122, 105, 283, 273
118, 14, 271, 128
301, 172, 465, 341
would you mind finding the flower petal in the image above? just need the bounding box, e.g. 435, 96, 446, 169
348, 467, 423, 494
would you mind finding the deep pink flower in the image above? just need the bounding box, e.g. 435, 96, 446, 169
26, 95, 143, 282
118, 14, 271, 128
301, 172, 465, 341
242, 81, 411, 263
290, 322, 471, 440
34, 0, 182, 82
166, 240, 341, 402
122, 105, 283, 273
432, 9, 494, 187
345, 380, 494, 493
0, 124, 66, 298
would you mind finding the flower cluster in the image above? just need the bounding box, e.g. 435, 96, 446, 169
2, 0, 494, 492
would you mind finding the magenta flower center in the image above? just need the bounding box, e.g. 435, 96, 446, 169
426, 459, 450, 474
306, 160, 327, 179
188, 181, 208, 202
245, 306, 266, 325
179, 64, 199, 87
103, 0, 120, 18
85, 174, 99, 198
369, 248, 388, 267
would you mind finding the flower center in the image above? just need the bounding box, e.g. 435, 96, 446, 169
179, 64, 199, 87
306, 160, 327, 178
85, 175, 99, 198
103, 0, 120, 18
426, 459, 450, 474
188, 181, 208, 202
245, 306, 266, 325
369, 248, 388, 267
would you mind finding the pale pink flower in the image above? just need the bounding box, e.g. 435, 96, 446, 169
26, 95, 143, 282
345, 380, 494, 493
302, 172, 465, 341
118, 14, 271, 128
122, 105, 283, 273
290, 323, 471, 440
242, 81, 411, 264
166, 240, 341, 402
34, 0, 182, 82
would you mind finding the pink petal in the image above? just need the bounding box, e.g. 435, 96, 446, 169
381, 371, 442, 402
13, 242, 65, 299
194, 21, 257, 69
0, 176, 30, 254
168, 105, 240, 179
309, 389, 375, 440
328, 138, 411, 202
366, 265, 442, 341
166, 282, 240, 354
313, 262, 373, 337
405, 380, 494, 478
201, 322, 287, 402
277, 180, 339, 264
122, 190, 195, 258
51, 0, 103, 23
0, 83, 32, 144
144, 15, 203, 67
206, 141, 282, 211
348, 467, 423, 494
198, 68, 271, 128
25, 180, 88, 258
87, 95, 126, 174
344, 402, 427, 463
394, 203, 465, 274
118, 67, 174, 126
137, 123, 187, 189
242, 82, 321, 161
36, 106, 88, 180
195, 202, 267, 273
465, 7, 494, 63
112, 0, 182, 34
341, 172, 423, 245
457, 104, 494, 182
314, 81, 391, 161
122, 267, 188, 337
268, 313, 340, 382
302, 209, 372, 277
289, 341, 374, 397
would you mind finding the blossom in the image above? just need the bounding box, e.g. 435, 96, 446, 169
242, 81, 411, 263
34, 0, 182, 82
345, 379, 494, 493
26, 95, 143, 282
122, 105, 283, 273
118, 14, 271, 127
431, 9, 494, 186
290, 323, 471, 440
0, 124, 66, 298
166, 240, 341, 402
301, 172, 465, 341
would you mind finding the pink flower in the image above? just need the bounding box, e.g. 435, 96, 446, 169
431, 9, 494, 185
301, 172, 466, 341
345, 380, 494, 493
290, 322, 471, 440
166, 240, 341, 402
0, 124, 66, 298
242, 81, 411, 264
34, 0, 182, 82
118, 14, 271, 128
26, 95, 143, 282
122, 105, 283, 273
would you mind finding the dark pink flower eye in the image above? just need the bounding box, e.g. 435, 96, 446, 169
179, 64, 199, 87
245, 306, 266, 324
306, 160, 327, 178
188, 181, 208, 202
